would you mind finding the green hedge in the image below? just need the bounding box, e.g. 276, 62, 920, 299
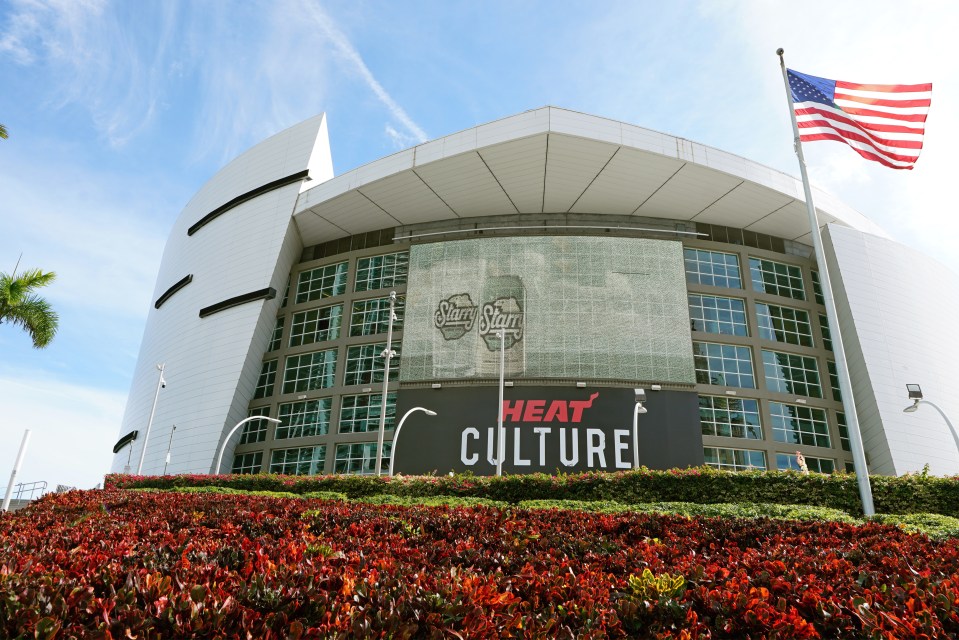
106, 467, 959, 517
518, 500, 858, 523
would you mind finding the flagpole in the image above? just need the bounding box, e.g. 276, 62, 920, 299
776, 48, 875, 516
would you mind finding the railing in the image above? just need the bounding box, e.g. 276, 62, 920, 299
0, 480, 48, 502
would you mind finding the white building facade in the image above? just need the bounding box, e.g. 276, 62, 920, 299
110, 108, 959, 478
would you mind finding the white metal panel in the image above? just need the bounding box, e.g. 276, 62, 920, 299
415, 152, 516, 217
112, 116, 328, 475
479, 134, 548, 213
825, 225, 959, 475
694, 182, 794, 227
355, 171, 454, 224
636, 164, 741, 220
571, 147, 684, 215
543, 134, 618, 212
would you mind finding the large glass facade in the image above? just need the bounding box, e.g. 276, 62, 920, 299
402, 237, 695, 383
241, 228, 849, 477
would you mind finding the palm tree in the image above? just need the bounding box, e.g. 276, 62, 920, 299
0, 266, 59, 348
0, 123, 7, 139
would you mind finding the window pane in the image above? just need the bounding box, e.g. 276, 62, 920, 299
289, 304, 343, 347
688, 294, 748, 336
282, 350, 338, 394
684, 249, 742, 289
339, 392, 397, 433
699, 395, 762, 439
770, 402, 831, 448
334, 442, 392, 475
762, 350, 822, 398
749, 257, 805, 300
692, 341, 755, 388
349, 296, 405, 337
295, 262, 348, 304
776, 452, 835, 473
344, 343, 400, 387
240, 406, 271, 444
269, 445, 327, 475
756, 303, 813, 347
269, 317, 284, 352
275, 399, 331, 439
231, 452, 262, 474
354, 251, 410, 292
253, 360, 277, 400
703, 446, 766, 471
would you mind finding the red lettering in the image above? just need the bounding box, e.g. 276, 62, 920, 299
523, 399, 546, 422
544, 400, 569, 422
502, 400, 524, 422
569, 392, 600, 422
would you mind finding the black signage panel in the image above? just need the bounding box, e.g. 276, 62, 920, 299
393, 387, 703, 475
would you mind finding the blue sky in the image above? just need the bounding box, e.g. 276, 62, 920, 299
1, 0, 957, 489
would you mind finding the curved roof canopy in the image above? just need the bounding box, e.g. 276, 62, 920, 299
294, 106, 885, 246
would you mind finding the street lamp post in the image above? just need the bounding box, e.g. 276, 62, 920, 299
375, 291, 398, 476
388, 407, 438, 476
632, 388, 647, 469
2, 429, 31, 512
136, 363, 166, 475
903, 384, 959, 459
495, 328, 506, 476
214, 416, 281, 474
163, 425, 177, 475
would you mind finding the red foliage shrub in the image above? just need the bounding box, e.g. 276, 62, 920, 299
2, 489, 958, 638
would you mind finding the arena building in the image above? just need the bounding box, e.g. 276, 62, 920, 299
110, 107, 959, 478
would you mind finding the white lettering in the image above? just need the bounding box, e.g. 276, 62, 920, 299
533, 427, 551, 466
560, 427, 579, 466
614, 429, 631, 469
487, 427, 499, 466
586, 429, 606, 468
513, 427, 530, 466
461, 428, 479, 465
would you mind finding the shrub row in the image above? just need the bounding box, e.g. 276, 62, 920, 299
4, 489, 959, 638
106, 466, 959, 516
155, 487, 959, 539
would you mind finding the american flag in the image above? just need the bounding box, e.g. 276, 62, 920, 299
787, 69, 931, 170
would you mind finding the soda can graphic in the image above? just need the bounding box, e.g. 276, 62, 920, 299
478, 274, 526, 378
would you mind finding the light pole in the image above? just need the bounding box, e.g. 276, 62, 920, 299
495, 328, 506, 476
632, 388, 647, 469
903, 384, 959, 459
375, 291, 398, 476
214, 416, 281, 474
163, 425, 177, 475
2, 429, 31, 512
388, 407, 438, 476
136, 363, 166, 475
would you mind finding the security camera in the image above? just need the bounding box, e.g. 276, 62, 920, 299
160, 377, 168, 389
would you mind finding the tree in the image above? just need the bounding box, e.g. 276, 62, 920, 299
0, 266, 59, 348
0, 123, 7, 139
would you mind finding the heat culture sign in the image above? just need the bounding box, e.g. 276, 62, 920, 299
393, 387, 704, 475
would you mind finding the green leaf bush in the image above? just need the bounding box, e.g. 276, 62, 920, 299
107, 466, 959, 517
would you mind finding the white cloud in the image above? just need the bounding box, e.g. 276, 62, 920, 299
0, 371, 126, 491
300, 0, 428, 144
